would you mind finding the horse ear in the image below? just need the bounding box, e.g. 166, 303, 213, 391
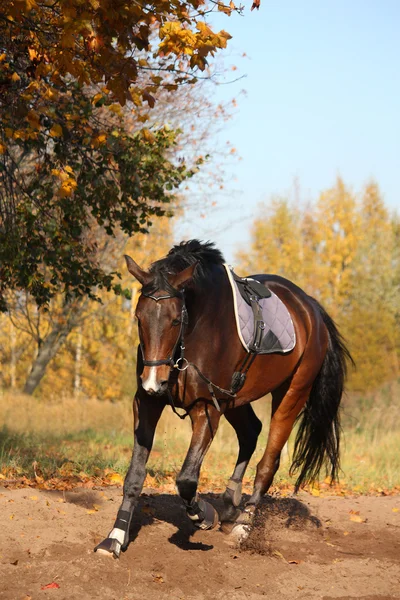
171, 262, 198, 289
124, 255, 151, 285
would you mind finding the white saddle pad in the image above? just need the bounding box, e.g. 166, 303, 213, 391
224, 264, 296, 354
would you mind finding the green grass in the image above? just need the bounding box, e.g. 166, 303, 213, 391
0, 388, 399, 494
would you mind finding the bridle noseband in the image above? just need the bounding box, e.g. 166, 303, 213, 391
139, 291, 188, 370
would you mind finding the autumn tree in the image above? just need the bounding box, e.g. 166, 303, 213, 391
342, 183, 399, 389
0, 0, 234, 309
236, 179, 400, 391
0, 218, 174, 398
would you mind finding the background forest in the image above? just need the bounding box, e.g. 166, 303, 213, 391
1, 178, 399, 397
0, 0, 399, 495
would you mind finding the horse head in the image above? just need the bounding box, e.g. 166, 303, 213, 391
125, 255, 196, 395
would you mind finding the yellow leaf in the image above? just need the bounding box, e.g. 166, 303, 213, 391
108, 103, 123, 116
64, 165, 73, 174
28, 48, 38, 61
10, 514, 14, 520
142, 129, 155, 143
30, 495, 38, 501
59, 178, 77, 197
50, 124, 63, 137
11, 72, 20, 82
92, 92, 103, 105
0, 143, 6, 155
392, 508, 399, 513
217, 2, 232, 15
350, 514, 366, 523
0, 53, 6, 61
86, 509, 97, 515
107, 472, 124, 485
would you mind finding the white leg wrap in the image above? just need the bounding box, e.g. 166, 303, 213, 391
108, 528, 125, 545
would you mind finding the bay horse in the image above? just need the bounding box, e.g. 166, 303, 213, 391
95, 240, 352, 558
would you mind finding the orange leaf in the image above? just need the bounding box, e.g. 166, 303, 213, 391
50, 124, 63, 137
41, 582, 60, 590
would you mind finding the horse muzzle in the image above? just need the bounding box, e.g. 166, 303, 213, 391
141, 365, 170, 395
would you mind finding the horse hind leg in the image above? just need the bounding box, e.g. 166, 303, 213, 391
220, 404, 262, 526
231, 382, 310, 540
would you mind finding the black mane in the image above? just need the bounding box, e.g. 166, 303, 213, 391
143, 240, 225, 295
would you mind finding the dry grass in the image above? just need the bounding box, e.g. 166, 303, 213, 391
0, 386, 399, 494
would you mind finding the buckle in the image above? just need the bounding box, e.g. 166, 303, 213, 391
174, 357, 189, 371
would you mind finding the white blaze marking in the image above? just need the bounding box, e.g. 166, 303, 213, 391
142, 367, 160, 393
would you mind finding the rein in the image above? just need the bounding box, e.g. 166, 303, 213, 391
140, 290, 237, 419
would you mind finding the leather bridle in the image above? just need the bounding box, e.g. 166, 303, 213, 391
139, 291, 189, 371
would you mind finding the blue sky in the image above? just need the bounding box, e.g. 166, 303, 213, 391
176, 0, 400, 263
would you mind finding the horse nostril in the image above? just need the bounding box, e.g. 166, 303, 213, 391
160, 380, 169, 391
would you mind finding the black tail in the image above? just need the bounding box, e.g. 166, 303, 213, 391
290, 301, 354, 490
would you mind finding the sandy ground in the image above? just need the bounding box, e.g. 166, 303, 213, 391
1, 486, 399, 600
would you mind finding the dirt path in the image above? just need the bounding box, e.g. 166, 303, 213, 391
1, 486, 399, 600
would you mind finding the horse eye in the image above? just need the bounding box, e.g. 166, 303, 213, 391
172, 318, 181, 327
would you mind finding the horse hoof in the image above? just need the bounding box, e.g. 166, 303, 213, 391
94, 537, 121, 558
189, 499, 220, 530
230, 523, 251, 543
198, 501, 220, 530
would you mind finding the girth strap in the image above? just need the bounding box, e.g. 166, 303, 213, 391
249, 297, 265, 352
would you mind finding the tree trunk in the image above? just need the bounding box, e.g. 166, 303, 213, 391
23, 300, 82, 395
10, 320, 16, 388
74, 327, 83, 398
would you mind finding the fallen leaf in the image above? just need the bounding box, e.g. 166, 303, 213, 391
288, 559, 302, 564
153, 574, 164, 584
107, 473, 124, 485
41, 582, 60, 590
350, 514, 366, 523
392, 507, 399, 513
30, 495, 38, 501
343, 531, 350, 536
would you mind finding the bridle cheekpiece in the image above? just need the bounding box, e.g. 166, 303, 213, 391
139, 289, 188, 370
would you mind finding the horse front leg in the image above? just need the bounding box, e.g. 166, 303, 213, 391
95, 390, 166, 558
176, 402, 221, 530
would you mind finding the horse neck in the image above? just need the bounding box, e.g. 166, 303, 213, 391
185, 268, 237, 359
